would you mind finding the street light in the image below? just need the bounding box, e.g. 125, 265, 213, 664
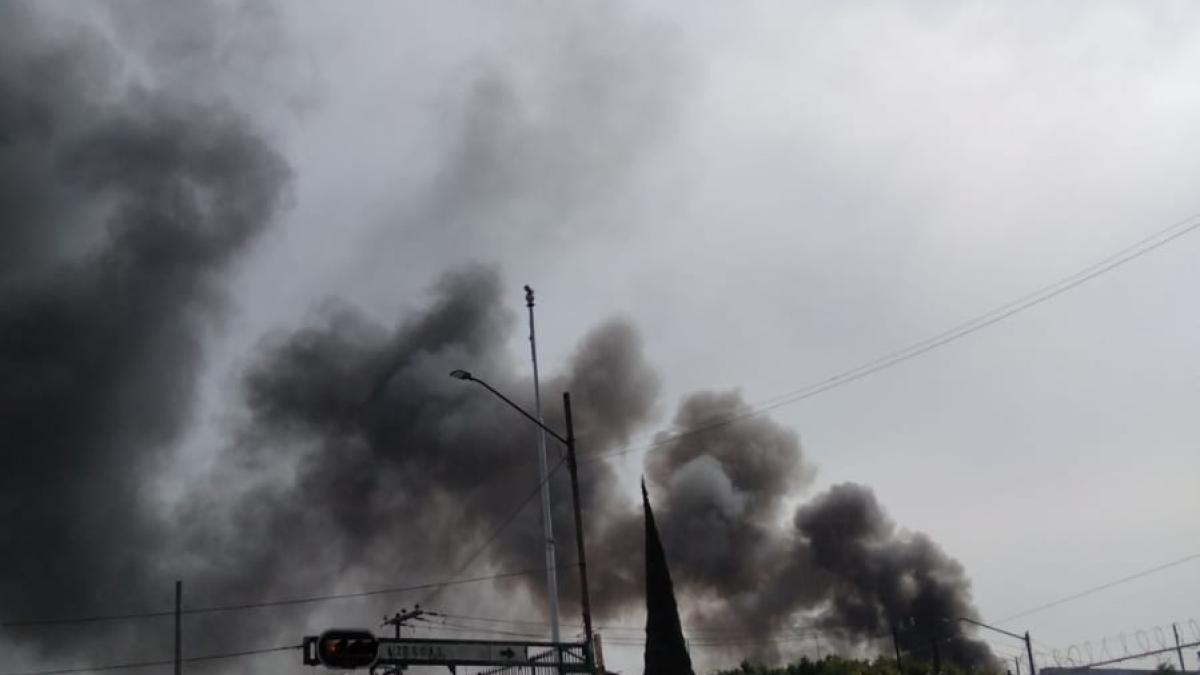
944, 617, 1037, 675
449, 370, 595, 669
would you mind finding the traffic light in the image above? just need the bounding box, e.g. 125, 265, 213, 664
312, 629, 379, 669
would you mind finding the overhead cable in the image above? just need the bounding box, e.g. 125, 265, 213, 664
995, 552, 1200, 623
0, 644, 299, 675
586, 210, 1200, 463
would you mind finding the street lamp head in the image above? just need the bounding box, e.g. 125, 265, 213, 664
449, 369, 474, 381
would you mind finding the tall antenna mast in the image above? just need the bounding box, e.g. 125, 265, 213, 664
525, 285, 561, 646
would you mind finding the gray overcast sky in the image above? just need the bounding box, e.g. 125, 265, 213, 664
214, 2, 1200, 671
7, 2, 1199, 673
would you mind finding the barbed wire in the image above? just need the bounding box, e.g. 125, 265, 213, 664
1046, 618, 1199, 667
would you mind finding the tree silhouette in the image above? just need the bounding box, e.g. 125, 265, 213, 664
643, 480, 695, 675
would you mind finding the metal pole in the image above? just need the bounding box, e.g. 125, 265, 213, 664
1014, 656, 1022, 675
593, 632, 606, 674
1025, 632, 1037, 675
1174, 623, 1186, 672
174, 580, 182, 675
562, 392, 595, 672
525, 286, 561, 647
891, 623, 903, 669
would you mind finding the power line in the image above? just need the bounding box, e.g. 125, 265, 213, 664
425, 611, 566, 627
185, 567, 567, 616
418, 456, 567, 606
397, 616, 859, 651
429, 610, 1036, 657
426, 611, 903, 642
0, 644, 299, 675
7, 212, 1198, 645
1, 567, 563, 629
416, 617, 551, 640
995, 552, 1200, 624
2, 460, 568, 630
427, 611, 775, 639
585, 210, 1200, 464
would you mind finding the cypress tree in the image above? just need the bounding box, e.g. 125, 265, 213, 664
643, 480, 695, 675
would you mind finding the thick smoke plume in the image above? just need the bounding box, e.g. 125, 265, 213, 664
626, 393, 993, 665
0, 0, 289, 664
794, 483, 993, 667
191, 265, 656, 613
195, 267, 993, 670
2, 3, 993, 673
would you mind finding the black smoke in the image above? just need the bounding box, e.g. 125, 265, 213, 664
1, 3, 994, 673
0, 0, 289, 666
794, 483, 993, 667
626, 392, 993, 666
198, 268, 993, 670
192, 264, 656, 601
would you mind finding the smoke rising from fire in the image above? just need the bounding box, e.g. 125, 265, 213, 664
634, 393, 992, 664
204, 266, 993, 668
0, 0, 290, 663
1, 2, 996, 672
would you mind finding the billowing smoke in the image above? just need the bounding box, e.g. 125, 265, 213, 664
794, 483, 993, 667
189, 265, 656, 607
628, 393, 992, 665
1, 2, 994, 672
646, 390, 816, 599
0, 0, 289, 662
198, 268, 993, 669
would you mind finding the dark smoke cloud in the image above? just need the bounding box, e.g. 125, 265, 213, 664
0, 0, 288, 665
183, 266, 657, 637
206, 269, 992, 669
646, 392, 815, 598
1, 3, 993, 672
794, 484, 993, 667
625, 393, 994, 667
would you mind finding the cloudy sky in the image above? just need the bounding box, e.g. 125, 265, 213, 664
3, 2, 1199, 674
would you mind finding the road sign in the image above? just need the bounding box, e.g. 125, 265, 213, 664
377, 638, 528, 666
303, 634, 594, 672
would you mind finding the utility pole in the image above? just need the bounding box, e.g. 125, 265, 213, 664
891, 622, 903, 669
931, 638, 941, 675
1173, 624, 1186, 672
562, 392, 595, 673
383, 606, 424, 639
1024, 632, 1037, 675
447, 370, 595, 673
1014, 656, 1022, 675
525, 285, 561, 647
174, 580, 182, 675
593, 633, 606, 674
945, 617, 1036, 675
